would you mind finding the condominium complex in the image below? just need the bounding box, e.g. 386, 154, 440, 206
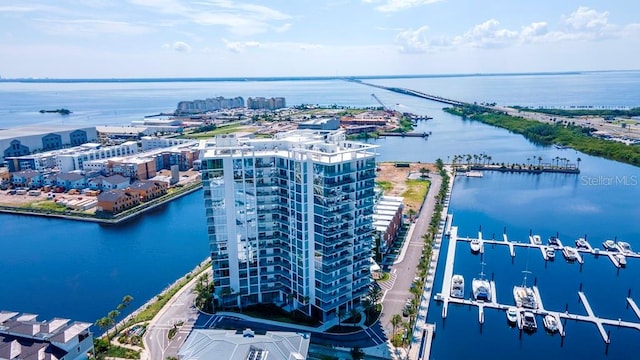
201, 130, 377, 322
246, 97, 286, 110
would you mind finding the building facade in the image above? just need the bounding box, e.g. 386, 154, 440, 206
201, 130, 377, 322
1, 126, 97, 165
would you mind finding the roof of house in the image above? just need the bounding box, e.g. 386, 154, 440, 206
97, 189, 129, 202
129, 180, 160, 191
103, 174, 129, 185
11, 170, 40, 179
55, 172, 84, 181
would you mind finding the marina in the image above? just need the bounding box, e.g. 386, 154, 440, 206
435, 225, 640, 344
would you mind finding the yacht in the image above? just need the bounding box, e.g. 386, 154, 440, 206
548, 236, 561, 248
521, 311, 538, 332
472, 263, 491, 302
617, 241, 633, 254
450, 275, 465, 298
531, 235, 542, 245
543, 314, 559, 333
506, 307, 519, 324
513, 271, 537, 309
470, 239, 481, 253
545, 247, 555, 260
615, 253, 627, 267
575, 238, 589, 249
603, 240, 620, 252
562, 246, 578, 261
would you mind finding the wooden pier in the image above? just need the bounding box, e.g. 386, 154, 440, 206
436, 226, 640, 344
379, 132, 429, 138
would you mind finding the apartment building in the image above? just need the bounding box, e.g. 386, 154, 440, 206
201, 130, 377, 322
0, 310, 93, 360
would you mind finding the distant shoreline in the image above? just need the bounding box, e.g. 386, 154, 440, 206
3, 70, 637, 84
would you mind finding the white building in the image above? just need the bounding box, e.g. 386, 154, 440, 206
201, 130, 377, 321
1, 125, 97, 164
140, 136, 196, 151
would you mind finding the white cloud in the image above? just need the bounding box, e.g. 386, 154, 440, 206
363, 0, 444, 12
223, 39, 261, 53
130, 0, 291, 35
172, 41, 192, 52
396, 6, 640, 53
223, 39, 322, 53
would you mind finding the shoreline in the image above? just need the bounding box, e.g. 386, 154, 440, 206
0, 182, 203, 224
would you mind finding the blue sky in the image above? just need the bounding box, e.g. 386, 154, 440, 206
1, 1, 638, 78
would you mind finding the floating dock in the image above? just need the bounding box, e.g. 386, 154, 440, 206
436, 226, 640, 344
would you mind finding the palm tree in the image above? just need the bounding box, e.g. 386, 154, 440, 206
96, 317, 113, 341
391, 314, 402, 335
349, 308, 360, 323
368, 285, 383, 305
577, 157, 582, 169
350, 347, 365, 360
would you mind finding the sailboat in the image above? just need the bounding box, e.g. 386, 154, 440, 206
513, 270, 537, 309
472, 262, 491, 302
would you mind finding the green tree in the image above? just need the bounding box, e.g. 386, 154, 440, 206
338, 309, 347, 326
367, 285, 383, 305
391, 314, 402, 335
349, 308, 360, 323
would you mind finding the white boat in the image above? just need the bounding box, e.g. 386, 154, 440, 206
472, 262, 491, 302
575, 238, 589, 249
470, 239, 481, 253
543, 314, 559, 333
531, 235, 542, 245
545, 247, 555, 260
506, 307, 518, 324
617, 241, 633, 254
521, 311, 537, 332
548, 236, 561, 248
603, 240, 620, 252
562, 246, 578, 261
513, 271, 537, 309
450, 275, 465, 298
615, 253, 627, 267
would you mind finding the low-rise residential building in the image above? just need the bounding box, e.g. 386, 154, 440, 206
97, 189, 140, 213
108, 157, 157, 181
127, 180, 168, 201
87, 174, 130, 190
0, 310, 93, 360
55, 172, 87, 190
10, 170, 41, 188
140, 137, 196, 151
373, 195, 404, 256
178, 329, 309, 360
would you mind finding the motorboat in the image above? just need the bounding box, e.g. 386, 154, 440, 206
548, 236, 561, 248
562, 246, 578, 261
603, 240, 620, 252
531, 235, 542, 245
506, 307, 519, 324
575, 238, 589, 249
513, 271, 537, 309
521, 311, 537, 332
470, 239, 481, 253
543, 314, 559, 333
450, 275, 465, 298
615, 253, 627, 267
617, 241, 633, 254
545, 247, 555, 260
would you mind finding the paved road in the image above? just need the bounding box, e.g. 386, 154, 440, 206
142, 272, 204, 360
379, 173, 442, 336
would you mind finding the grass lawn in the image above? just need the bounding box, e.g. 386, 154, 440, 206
182, 123, 253, 139
401, 179, 430, 213
30, 201, 67, 212
376, 181, 393, 192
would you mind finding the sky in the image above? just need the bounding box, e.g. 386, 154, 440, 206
1, 0, 639, 78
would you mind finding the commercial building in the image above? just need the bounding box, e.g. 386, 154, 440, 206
201, 130, 377, 321
1, 126, 97, 164
178, 328, 310, 360
0, 310, 93, 360
297, 118, 340, 131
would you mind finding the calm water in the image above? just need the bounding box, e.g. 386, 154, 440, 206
1, 73, 639, 357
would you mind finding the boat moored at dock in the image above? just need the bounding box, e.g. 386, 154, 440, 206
521, 311, 538, 332
615, 254, 627, 267
543, 314, 559, 333
513, 271, 537, 309
548, 236, 561, 248
562, 246, 579, 261
603, 240, 620, 252
506, 307, 518, 324
450, 275, 465, 298
617, 241, 633, 254
531, 235, 542, 245
545, 247, 556, 260
470, 239, 481, 253
575, 238, 589, 249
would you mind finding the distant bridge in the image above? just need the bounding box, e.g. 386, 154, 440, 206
349, 80, 467, 107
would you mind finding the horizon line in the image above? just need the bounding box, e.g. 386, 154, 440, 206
1, 69, 638, 83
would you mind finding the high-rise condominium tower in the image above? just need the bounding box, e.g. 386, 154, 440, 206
201, 130, 377, 321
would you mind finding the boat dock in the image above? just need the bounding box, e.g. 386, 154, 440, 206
457, 234, 638, 268
436, 226, 640, 344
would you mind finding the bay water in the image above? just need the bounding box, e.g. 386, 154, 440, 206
1, 72, 639, 357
